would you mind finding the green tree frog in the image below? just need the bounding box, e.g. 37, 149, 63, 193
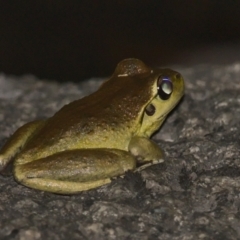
0, 58, 184, 194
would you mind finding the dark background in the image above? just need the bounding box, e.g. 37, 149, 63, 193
0, 1, 240, 82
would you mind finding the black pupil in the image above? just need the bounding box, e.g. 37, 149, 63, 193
158, 77, 173, 100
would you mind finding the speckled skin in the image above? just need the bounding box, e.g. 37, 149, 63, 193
0, 58, 184, 194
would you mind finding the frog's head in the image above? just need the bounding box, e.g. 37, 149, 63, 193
138, 65, 184, 137
99, 58, 184, 138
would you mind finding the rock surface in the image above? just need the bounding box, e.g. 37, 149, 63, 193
0, 63, 240, 239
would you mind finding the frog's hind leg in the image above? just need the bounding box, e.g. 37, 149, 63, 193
13, 148, 136, 194
18, 176, 112, 194
0, 120, 45, 171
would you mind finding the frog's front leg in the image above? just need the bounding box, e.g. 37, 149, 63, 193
128, 136, 164, 171
14, 149, 136, 194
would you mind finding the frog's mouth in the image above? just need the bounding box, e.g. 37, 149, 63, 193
157, 95, 184, 120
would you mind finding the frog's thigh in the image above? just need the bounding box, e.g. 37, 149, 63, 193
128, 136, 164, 163
14, 149, 136, 194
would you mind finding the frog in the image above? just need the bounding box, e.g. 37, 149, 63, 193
0, 58, 184, 194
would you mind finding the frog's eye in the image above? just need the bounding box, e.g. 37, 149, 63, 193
157, 76, 173, 100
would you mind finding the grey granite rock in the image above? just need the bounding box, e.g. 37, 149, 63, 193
0, 63, 240, 239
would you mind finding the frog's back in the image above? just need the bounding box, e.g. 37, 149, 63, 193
18, 69, 156, 161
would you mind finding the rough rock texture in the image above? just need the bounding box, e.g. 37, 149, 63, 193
0, 63, 240, 239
